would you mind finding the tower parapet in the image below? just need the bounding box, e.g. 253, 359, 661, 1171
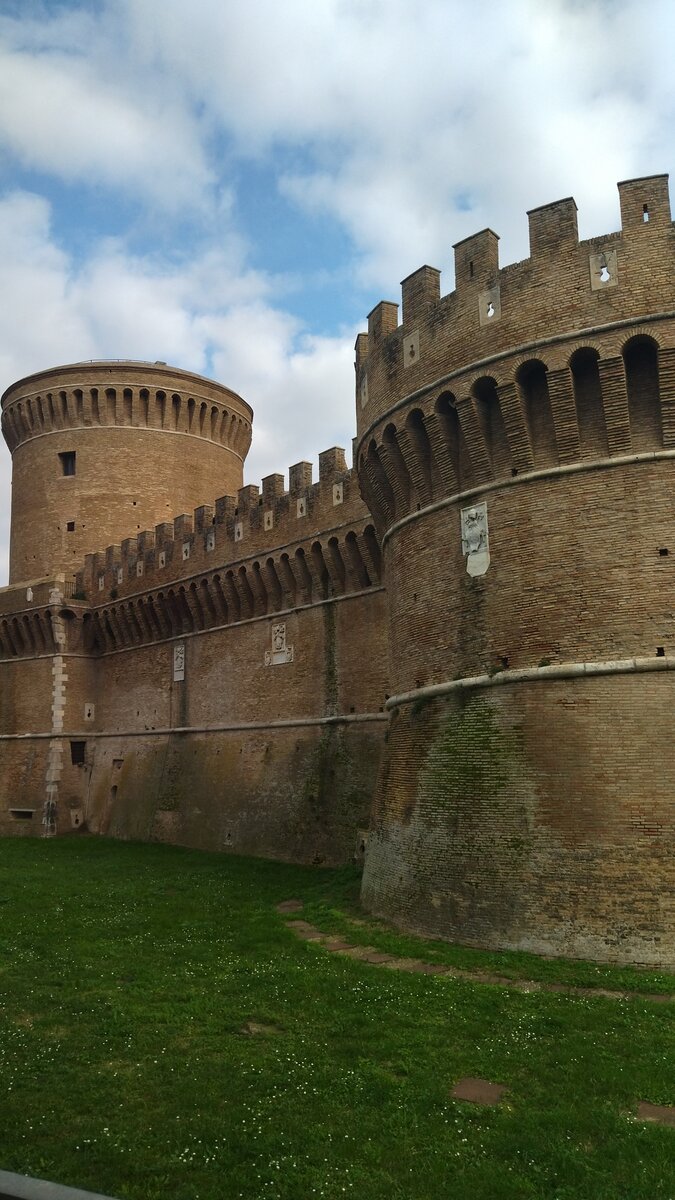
356, 174, 675, 452
1, 361, 252, 584
358, 175, 675, 967
64, 445, 379, 653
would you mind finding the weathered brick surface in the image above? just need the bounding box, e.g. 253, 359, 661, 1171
0, 425, 388, 861
358, 175, 675, 967
1, 362, 251, 584
362, 679, 674, 965
1, 176, 674, 963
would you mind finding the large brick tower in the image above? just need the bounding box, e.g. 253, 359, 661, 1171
1, 361, 252, 584
356, 175, 675, 967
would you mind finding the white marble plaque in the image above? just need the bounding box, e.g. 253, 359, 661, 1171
264, 622, 294, 666
461, 502, 490, 576
173, 643, 185, 681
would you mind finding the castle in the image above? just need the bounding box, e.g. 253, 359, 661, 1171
1, 174, 673, 968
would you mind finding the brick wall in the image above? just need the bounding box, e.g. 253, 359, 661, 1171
358, 175, 675, 966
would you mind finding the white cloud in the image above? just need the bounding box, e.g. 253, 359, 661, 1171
2, 0, 675, 585
2, 0, 675, 282
0, 10, 214, 211
0, 190, 358, 584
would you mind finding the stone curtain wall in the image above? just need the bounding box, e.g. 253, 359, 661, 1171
0, 427, 388, 865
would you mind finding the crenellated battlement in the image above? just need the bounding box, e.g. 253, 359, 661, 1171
355, 175, 675, 536
71, 447, 366, 608
0, 443, 380, 660
356, 175, 675, 447
0, 360, 252, 456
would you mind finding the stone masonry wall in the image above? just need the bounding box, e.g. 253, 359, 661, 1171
0, 431, 388, 864
362, 676, 674, 965
358, 175, 675, 966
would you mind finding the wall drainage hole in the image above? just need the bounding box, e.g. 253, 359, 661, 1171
658, 547, 669, 556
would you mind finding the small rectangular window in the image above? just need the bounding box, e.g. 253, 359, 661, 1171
70, 740, 86, 765
9, 809, 34, 820
66, 521, 75, 532
59, 451, 76, 476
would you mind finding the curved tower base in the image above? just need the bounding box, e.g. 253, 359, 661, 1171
362, 674, 674, 967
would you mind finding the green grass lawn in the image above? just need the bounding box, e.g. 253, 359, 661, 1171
0, 837, 673, 1200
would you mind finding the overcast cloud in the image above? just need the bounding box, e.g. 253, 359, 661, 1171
1, 0, 675, 582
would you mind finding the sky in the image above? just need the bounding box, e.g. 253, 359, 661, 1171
1, 0, 675, 584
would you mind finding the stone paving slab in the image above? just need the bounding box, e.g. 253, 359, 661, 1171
451, 1077, 507, 1106
333, 945, 377, 960
240, 1020, 283, 1036
275, 899, 304, 914
323, 936, 354, 951
279, 906, 675, 1005
381, 957, 433, 972
636, 1101, 675, 1127
289, 921, 325, 941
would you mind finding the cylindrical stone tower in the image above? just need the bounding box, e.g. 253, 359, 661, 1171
356, 174, 675, 967
1, 361, 252, 584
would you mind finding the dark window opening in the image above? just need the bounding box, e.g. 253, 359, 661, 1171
59, 451, 76, 476
656, 647, 665, 658
70, 740, 86, 765
643, 204, 650, 223
10, 809, 33, 820
658, 547, 669, 557
66, 521, 75, 532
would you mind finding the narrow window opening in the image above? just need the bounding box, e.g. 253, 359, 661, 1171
70, 740, 86, 765
643, 204, 650, 223
469, 260, 474, 277
59, 451, 76, 476
10, 809, 33, 820
656, 647, 665, 657
66, 521, 75, 532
